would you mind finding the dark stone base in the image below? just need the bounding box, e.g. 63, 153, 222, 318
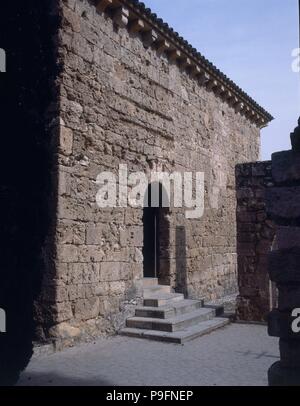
268, 361, 300, 386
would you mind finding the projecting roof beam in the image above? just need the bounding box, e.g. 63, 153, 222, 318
113, 7, 130, 28
156, 39, 171, 55
128, 18, 145, 33
142, 29, 159, 48
95, 0, 114, 13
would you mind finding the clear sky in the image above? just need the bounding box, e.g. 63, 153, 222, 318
144, 0, 300, 160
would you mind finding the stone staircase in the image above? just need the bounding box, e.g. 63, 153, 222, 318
119, 278, 230, 344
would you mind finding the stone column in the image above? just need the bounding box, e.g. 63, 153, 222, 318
267, 118, 300, 385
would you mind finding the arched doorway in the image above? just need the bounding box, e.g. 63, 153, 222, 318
143, 183, 170, 281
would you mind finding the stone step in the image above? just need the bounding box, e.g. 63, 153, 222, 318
120, 318, 230, 344
143, 278, 158, 288
204, 304, 224, 317
135, 299, 203, 319
143, 292, 184, 307
126, 307, 216, 332
143, 284, 171, 295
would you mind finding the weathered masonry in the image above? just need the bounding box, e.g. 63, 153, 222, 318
3, 0, 273, 348
236, 162, 276, 322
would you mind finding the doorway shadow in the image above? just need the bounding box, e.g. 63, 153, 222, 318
143, 182, 170, 283
175, 226, 188, 297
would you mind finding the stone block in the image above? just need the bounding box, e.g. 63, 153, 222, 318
56, 286, 68, 303
71, 33, 93, 63
58, 170, 71, 198
237, 242, 256, 256
59, 126, 73, 156
86, 224, 102, 245
104, 248, 130, 263
78, 245, 105, 263
109, 281, 126, 295
134, 248, 143, 263
278, 285, 300, 311
280, 339, 300, 368
84, 284, 97, 298
119, 228, 128, 247
273, 226, 300, 250
260, 224, 275, 240
272, 150, 300, 184
57, 196, 92, 222
99, 262, 121, 281
81, 263, 99, 284
269, 248, 300, 283
54, 302, 73, 323
256, 211, 267, 222
119, 263, 131, 281
94, 282, 110, 297
239, 285, 260, 297
130, 263, 142, 279
256, 240, 272, 255
268, 309, 300, 339
63, 6, 81, 33
74, 297, 100, 321
255, 189, 267, 199
236, 211, 257, 223
57, 220, 86, 245
268, 361, 300, 386
56, 244, 79, 263
49, 322, 81, 339
237, 255, 256, 274
236, 188, 254, 200
68, 284, 85, 301
252, 162, 270, 177
67, 263, 85, 285
98, 297, 112, 316
266, 187, 300, 221
236, 295, 269, 322
236, 164, 251, 178
127, 226, 143, 247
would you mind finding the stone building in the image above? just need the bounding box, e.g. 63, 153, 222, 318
0, 0, 273, 353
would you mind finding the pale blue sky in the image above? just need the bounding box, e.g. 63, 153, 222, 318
145, 0, 299, 160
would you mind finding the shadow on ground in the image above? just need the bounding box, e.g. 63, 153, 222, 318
18, 372, 113, 387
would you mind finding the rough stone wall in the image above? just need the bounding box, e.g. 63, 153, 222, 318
39, 0, 261, 344
236, 161, 275, 322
